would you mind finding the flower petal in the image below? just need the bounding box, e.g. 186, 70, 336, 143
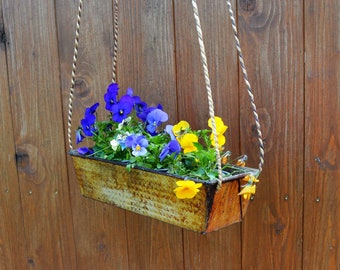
238, 185, 256, 195
173, 121, 190, 137
174, 181, 202, 199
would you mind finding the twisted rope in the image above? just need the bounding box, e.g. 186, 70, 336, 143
67, 0, 264, 174
112, 0, 119, 83
67, 0, 83, 150
225, 0, 265, 173
191, 0, 224, 187
68, 0, 119, 150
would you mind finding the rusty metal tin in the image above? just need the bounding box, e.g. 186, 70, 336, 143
70, 150, 258, 233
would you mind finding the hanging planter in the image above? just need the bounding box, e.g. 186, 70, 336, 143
70, 151, 258, 233
66, 0, 265, 233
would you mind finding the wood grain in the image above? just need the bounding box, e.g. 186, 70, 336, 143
0, 0, 338, 268
304, 1, 340, 269
239, 0, 304, 269
2, 0, 77, 268
56, 0, 130, 269
117, 1, 183, 269
0, 1, 28, 269
175, 0, 244, 269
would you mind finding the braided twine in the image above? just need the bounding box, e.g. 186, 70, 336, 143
67, 0, 83, 150
225, 0, 265, 173
112, 0, 119, 83
67, 0, 119, 150
191, 0, 265, 184
67, 0, 264, 176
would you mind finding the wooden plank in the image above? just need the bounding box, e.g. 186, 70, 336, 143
0, 1, 28, 268
2, 0, 77, 268
117, 1, 184, 269
304, 0, 340, 269
239, 0, 304, 269
56, 0, 130, 269
175, 0, 243, 269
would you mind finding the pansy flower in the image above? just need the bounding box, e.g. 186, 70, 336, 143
85, 102, 100, 116
75, 128, 85, 144
113, 132, 130, 150
179, 133, 198, 153
137, 104, 163, 122
117, 116, 132, 130
112, 95, 133, 123
125, 134, 149, 157
125, 87, 134, 97
125, 87, 145, 106
146, 109, 168, 135
78, 103, 99, 137
134, 100, 148, 119
238, 175, 259, 200
208, 116, 228, 134
165, 125, 176, 140
208, 116, 228, 147
110, 139, 120, 151
238, 184, 256, 200
173, 121, 190, 139
104, 83, 119, 111
77, 147, 94, 156
81, 113, 96, 136
174, 180, 202, 199
159, 140, 181, 161
209, 133, 226, 147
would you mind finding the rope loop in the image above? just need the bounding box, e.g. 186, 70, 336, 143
67, 0, 264, 175
67, 0, 83, 150
67, 0, 119, 150
225, 0, 265, 173
191, 0, 265, 177
190, 0, 223, 187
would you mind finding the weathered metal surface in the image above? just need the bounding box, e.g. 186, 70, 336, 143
70, 151, 254, 233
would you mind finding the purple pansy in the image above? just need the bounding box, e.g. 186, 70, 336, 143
85, 102, 99, 115
112, 95, 133, 123
165, 125, 176, 140
146, 108, 168, 134
78, 102, 99, 138
124, 87, 148, 118
77, 147, 94, 155
81, 112, 96, 136
125, 134, 149, 157
137, 104, 163, 122
159, 140, 181, 161
104, 83, 119, 111
75, 128, 85, 144
135, 100, 148, 119
126, 87, 134, 97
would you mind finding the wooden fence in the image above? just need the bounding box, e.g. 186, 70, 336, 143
0, 0, 338, 269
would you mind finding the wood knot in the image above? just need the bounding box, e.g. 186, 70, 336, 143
98, 243, 106, 251
0, 24, 7, 48
15, 144, 45, 184
272, 221, 285, 235
27, 258, 35, 266
16, 150, 30, 170
240, 0, 256, 11
74, 78, 90, 98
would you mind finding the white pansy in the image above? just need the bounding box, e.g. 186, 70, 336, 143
110, 139, 119, 151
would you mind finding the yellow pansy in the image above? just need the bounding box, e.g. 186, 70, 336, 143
179, 133, 198, 153
238, 184, 256, 200
208, 116, 228, 135
241, 175, 260, 183
174, 180, 202, 199
236, 159, 246, 167
209, 133, 226, 147
173, 120, 190, 138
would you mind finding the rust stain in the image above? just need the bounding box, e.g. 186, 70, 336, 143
71, 153, 252, 233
